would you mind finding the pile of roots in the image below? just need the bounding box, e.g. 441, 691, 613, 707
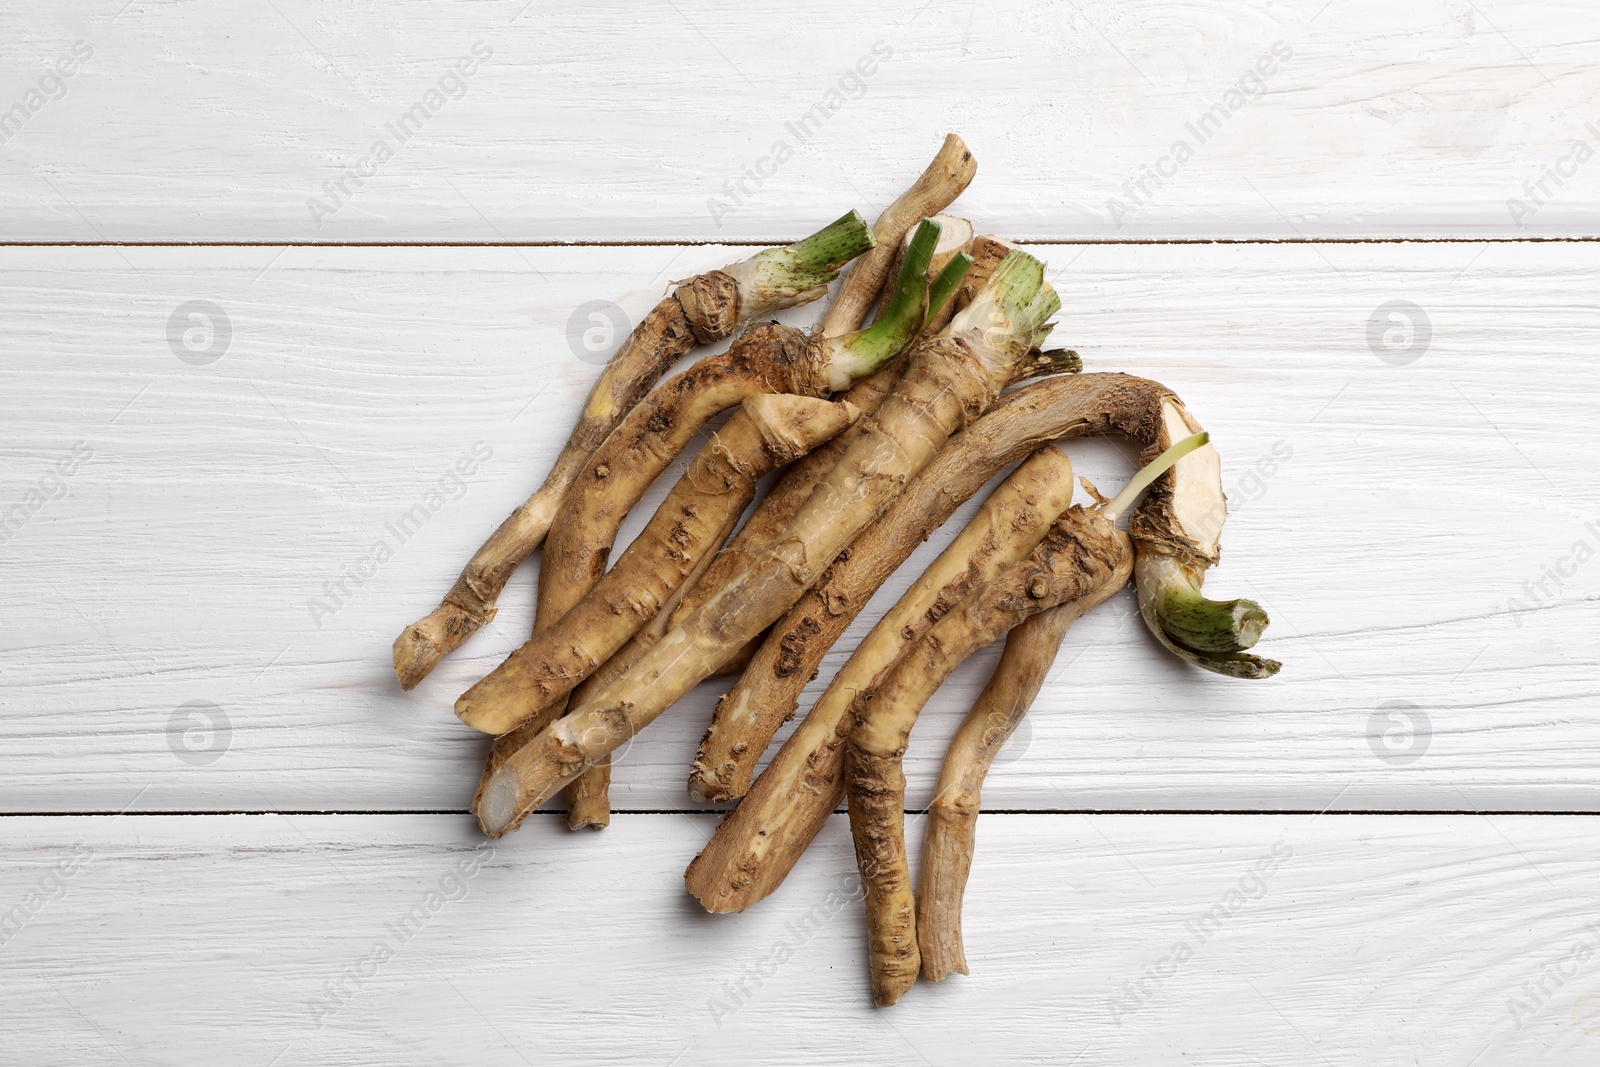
392, 135, 1280, 1007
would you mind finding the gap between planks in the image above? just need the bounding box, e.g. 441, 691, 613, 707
8, 809, 1600, 818
2, 236, 1599, 248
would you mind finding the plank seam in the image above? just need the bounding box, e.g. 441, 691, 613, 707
2, 237, 1598, 249
7, 809, 1600, 818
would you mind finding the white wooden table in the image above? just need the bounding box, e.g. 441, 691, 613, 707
3, 2, 1597, 1063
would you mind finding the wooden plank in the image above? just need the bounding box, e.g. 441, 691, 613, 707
1, 242, 1596, 813
1, 812, 1595, 1064
2, 1, 1598, 240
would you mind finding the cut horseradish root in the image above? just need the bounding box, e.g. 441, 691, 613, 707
379, 131, 1285, 1010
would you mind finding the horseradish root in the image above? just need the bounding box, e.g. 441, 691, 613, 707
847, 509, 1134, 1006
1131, 401, 1281, 678
847, 435, 1203, 1006
688, 445, 1076, 805
474, 249, 1062, 838
456, 217, 954, 738
380, 140, 1288, 1010
683, 374, 1217, 914
686, 328, 1073, 804
916, 581, 1121, 980
683, 221, 977, 804
393, 210, 874, 689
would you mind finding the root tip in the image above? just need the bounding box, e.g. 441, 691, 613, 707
391, 626, 441, 691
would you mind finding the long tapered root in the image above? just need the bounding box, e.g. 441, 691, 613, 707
918, 552, 1131, 981
847, 749, 920, 1007
916, 804, 975, 981
689, 443, 1070, 805
686, 221, 982, 805
845, 509, 1131, 1005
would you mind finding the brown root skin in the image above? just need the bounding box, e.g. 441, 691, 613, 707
683, 372, 1198, 915
955, 235, 1015, 308
455, 393, 860, 737
551, 369, 907, 822
689, 445, 1075, 804
684, 344, 1080, 806
846, 747, 918, 1007
917, 551, 1132, 983
846, 509, 1132, 1007
550, 396, 858, 828
685, 226, 978, 805
565, 757, 611, 830
474, 263, 1060, 837
454, 322, 832, 735
821, 134, 976, 337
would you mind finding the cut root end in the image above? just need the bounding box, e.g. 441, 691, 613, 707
476, 766, 523, 838
1134, 551, 1282, 678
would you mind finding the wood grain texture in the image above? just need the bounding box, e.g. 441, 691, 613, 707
2, 813, 1597, 1065
2, 1, 1598, 240
1, 242, 1595, 814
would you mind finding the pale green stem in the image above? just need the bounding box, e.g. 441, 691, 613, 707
745, 209, 876, 302
1102, 432, 1210, 522
924, 251, 974, 330
828, 217, 946, 385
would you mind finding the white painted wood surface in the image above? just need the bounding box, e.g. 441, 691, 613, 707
3, 242, 1595, 813
4, 813, 1598, 1065
4, 2, 1598, 1060
0, 241, 1593, 812
2, 0, 1598, 240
